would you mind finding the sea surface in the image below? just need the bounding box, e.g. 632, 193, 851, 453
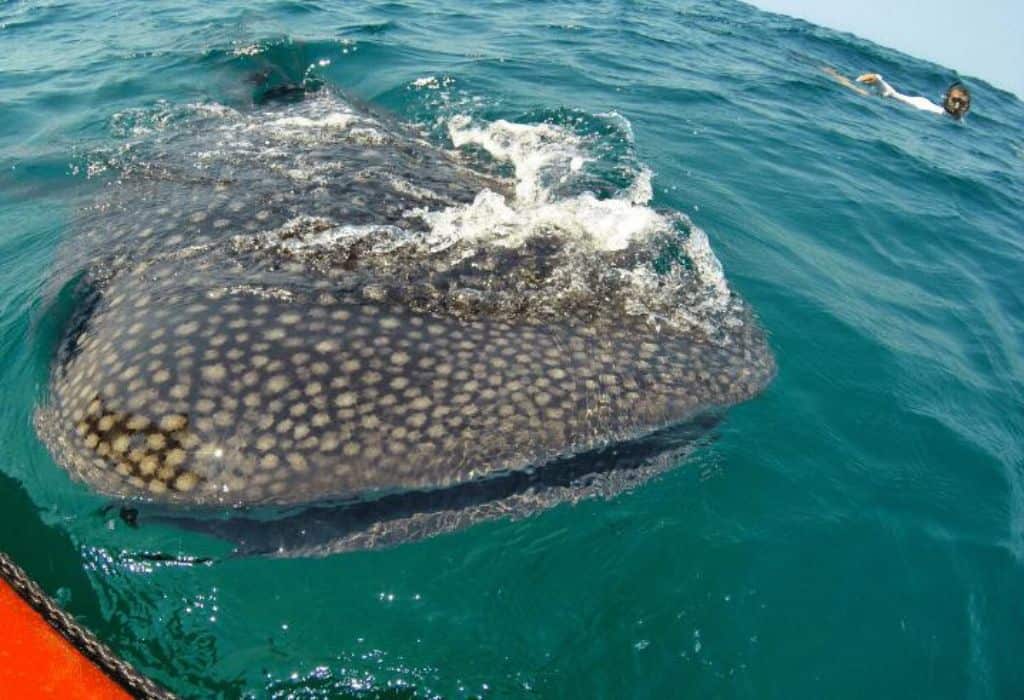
2, 0, 1022, 697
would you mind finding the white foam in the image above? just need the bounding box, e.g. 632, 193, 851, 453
448, 116, 585, 203
433, 116, 673, 251
232, 42, 264, 57
416, 188, 666, 253
627, 167, 654, 205
265, 112, 357, 131
187, 102, 237, 118
411, 75, 455, 90
680, 220, 730, 304
428, 114, 733, 314
282, 224, 404, 252
205, 95, 381, 146
253, 216, 408, 254
385, 174, 441, 201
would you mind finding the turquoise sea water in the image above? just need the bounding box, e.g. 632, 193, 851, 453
2, 0, 1023, 697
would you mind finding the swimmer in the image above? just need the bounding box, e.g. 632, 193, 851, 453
856, 73, 971, 118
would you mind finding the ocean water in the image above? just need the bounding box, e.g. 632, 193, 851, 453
2, 0, 1023, 697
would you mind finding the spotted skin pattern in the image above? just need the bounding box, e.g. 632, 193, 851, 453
36, 93, 775, 512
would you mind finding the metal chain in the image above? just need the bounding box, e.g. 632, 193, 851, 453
0, 551, 175, 699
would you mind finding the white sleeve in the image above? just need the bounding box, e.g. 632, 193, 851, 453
875, 76, 897, 98
876, 76, 945, 115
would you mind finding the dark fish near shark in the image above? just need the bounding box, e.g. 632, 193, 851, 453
35, 90, 775, 554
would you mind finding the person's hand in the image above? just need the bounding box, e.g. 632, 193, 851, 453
856, 73, 881, 84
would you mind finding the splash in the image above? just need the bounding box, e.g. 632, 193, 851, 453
416, 113, 733, 324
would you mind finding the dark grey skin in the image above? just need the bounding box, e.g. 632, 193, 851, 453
36, 91, 775, 554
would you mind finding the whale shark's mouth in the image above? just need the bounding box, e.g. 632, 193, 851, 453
146, 414, 723, 557
35, 90, 774, 546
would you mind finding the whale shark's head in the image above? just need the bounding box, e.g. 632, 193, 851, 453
36, 92, 774, 553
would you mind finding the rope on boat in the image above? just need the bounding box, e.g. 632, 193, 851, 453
0, 550, 175, 699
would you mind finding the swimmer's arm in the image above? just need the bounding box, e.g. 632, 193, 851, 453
821, 66, 869, 96
857, 73, 946, 115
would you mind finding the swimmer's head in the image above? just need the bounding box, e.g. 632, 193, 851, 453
943, 82, 971, 118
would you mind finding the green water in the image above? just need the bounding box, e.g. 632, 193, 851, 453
2, 0, 1023, 697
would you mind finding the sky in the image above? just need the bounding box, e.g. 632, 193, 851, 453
749, 0, 1024, 97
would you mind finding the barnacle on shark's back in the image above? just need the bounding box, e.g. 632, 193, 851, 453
35, 91, 774, 546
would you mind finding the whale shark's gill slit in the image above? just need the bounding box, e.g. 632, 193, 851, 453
33, 271, 103, 381
148, 414, 722, 557
35, 89, 775, 553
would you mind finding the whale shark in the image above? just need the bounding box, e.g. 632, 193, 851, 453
35, 90, 775, 554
